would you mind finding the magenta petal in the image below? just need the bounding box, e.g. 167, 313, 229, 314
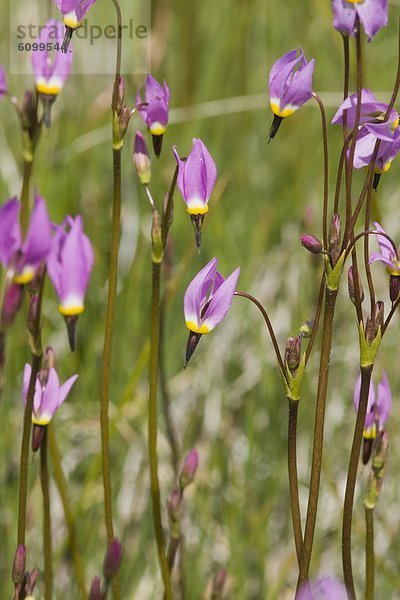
369, 252, 394, 270
59, 217, 92, 305
201, 267, 240, 331
58, 373, 78, 406
172, 146, 186, 199
357, 0, 388, 40
46, 226, 66, 298
22, 364, 32, 406
376, 370, 391, 429
39, 368, 61, 421
282, 58, 315, 110
21, 194, 52, 271
373, 222, 395, 261
0, 198, 21, 267
269, 50, 300, 98
332, 0, 357, 36
184, 258, 218, 328
32, 20, 73, 87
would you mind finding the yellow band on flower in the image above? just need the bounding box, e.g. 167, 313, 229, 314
186, 205, 209, 216
36, 83, 61, 96
186, 321, 210, 334
270, 100, 296, 118
58, 305, 85, 316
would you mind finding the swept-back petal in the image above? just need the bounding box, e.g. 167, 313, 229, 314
59, 373, 78, 406
357, 0, 388, 40
376, 370, 391, 429
201, 267, 240, 332
353, 374, 376, 429
184, 258, 217, 331
0, 197, 21, 267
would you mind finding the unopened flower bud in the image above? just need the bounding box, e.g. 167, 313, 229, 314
103, 538, 123, 583
211, 569, 227, 599
89, 576, 104, 600
300, 234, 323, 255
133, 131, 151, 185
12, 545, 26, 584
284, 335, 302, 373
0, 283, 24, 330
328, 213, 341, 266
179, 449, 199, 490
365, 301, 384, 344
389, 275, 400, 302
348, 266, 364, 306
21, 90, 38, 133
116, 76, 125, 113
166, 487, 182, 539
151, 209, 164, 263
365, 431, 389, 509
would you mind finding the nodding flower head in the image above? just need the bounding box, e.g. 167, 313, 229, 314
23, 363, 78, 427
369, 222, 400, 276
136, 75, 170, 156
54, 0, 98, 29
32, 20, 73, 96
332, 0, 388, 41
268, 48, 315, 139
173, 139, 217, 216
184, 257, 240, 336
46, 215, 94, 317
0, 194, 51, 285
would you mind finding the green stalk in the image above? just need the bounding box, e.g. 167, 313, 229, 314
296, 287, 338, 593
288, 398, 303, 566
48, 425, 87, 598
99, 147, 122, 600
342, 364, 373, 599
149, 260, 174, 600
17, 353, 42, 545
20, 159, 33, 236
365, 506, 375, 600
40, 428, 53, 600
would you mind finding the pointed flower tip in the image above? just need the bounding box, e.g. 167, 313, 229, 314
136, 73, 170, 137
103, 538, 123, 582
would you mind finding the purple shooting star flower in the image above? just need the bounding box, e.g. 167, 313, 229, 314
133, 131, 151, 185
46, 215, 94, 351
0, 195, 51, 285
369, 222, 400, 301
0, 65, 7, 99
173, 138, 217, 250
184, 257, 240, 364
136, 75, 170, 157
32, 20, 73, 127
354, 370, 392, 463
268, 48, 315, 140
54, 0, 98, 52
332, 0, 388, 41
331, 89, 397, 129
23, 362, 78, 450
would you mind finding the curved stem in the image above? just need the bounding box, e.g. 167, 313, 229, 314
234, 291, 285, 376
312, 94, 329, 250
334, 132, 353, 216
288, 399, 303, 565
111, 0, 122, 111
40, 429, 53, 600
48, 426, 87, 598
342, 364, 373, 600
296, 287, 338, 593
149, 261, 174, 600
365, 506, 375, 600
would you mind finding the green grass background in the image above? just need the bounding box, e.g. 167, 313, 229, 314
1, 0, 400, 598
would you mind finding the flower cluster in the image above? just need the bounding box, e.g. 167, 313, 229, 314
332, 89, 400, 179
0, 196, 93, 348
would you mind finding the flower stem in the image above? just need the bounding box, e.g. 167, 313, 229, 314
287, 398, 303, 565
296, 287, 338, 593
312, 94, 329, 251
48, 425, 87, 598
40, 428, 53, 600
17, 353, 42, 545
149, 260, 174, 600
100, 147, 121, 599
20, 159, 33, 236
365, 506, 375, 600
342, 364, 373, 600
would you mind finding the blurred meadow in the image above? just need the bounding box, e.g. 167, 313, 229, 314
1, 0, 400, 598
